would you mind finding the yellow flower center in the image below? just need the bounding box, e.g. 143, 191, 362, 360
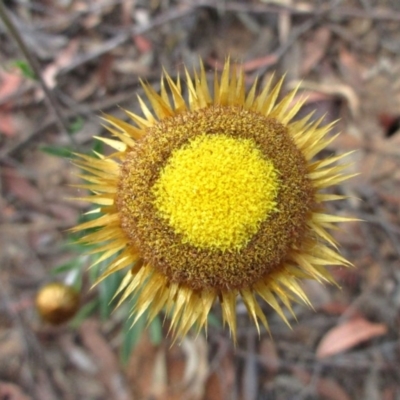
118, 106, 314, 290
152, 134, 279, 251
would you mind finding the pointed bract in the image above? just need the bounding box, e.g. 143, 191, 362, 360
71, 59, 356, 342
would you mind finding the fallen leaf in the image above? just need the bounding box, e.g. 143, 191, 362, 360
316, 318, 388, 359
293, 368, 351, 400
259, 338, 279, 376
0, 382, 32, 400
97, 53, 115, 90
378, 113, 400, 137
0, 70, 23, 105
80, 320, 131, 400
0, 111, 17, 137
180, 337, 208, 399
162, 337, 208, 400
41, 39, 79, 89
0, 110, 32, 138
300, 27, 331, 75
338, 45, 365, 87
204, 346, 235, 400
319, 302, 352, 316
134, 35, 153, 53
127, 331, 160, 399
1, 167, 42, 206
207, 54, 278, 72
288, 80, 360, 118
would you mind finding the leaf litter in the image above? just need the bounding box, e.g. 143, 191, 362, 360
1, 0, 400, 399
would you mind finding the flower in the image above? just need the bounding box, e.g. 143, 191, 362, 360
71, 59, 355, 341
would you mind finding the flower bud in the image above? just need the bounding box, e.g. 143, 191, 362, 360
36, 282, 80, 325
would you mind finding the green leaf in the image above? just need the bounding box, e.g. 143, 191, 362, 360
68, 117, 84, 135
98, 270, 122, 320
69, 299, 99, 329
92, 139, 104, 154
87, 251, 124, 321
61, 241, 91, 253
149, 316, 163, 345
51, 261, 81, 276
207, 312, 221, 328
12, 60, 36, 79
120, 311, 146, 365
40, 145, 74, 158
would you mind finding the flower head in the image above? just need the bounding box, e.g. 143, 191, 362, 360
71, 59, 354, 341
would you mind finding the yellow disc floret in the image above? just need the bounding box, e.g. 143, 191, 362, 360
152, 134, 279, 251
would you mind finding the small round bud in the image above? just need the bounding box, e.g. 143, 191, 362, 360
36, 282, 80, 325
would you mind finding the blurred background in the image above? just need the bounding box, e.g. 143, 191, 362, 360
1, 0, 400, 399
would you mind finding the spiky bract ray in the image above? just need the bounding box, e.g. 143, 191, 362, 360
71, 59, 355, 341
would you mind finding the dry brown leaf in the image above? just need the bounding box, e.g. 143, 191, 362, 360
0, 70, 23, 105
338, 45, 365, 86
204, 373, 224, 400
204, 346, 235, 400
0, 330, 24, 380
316, 318, 388, 359
181, 337, 208, 399
161, 337, 208, 400
382, 386, 396, 400
300, 27, 331, 76
134, 35, 153, 53
259, 338, 279, 376
41, 39, 79, 89
164, 344, 185, 400
0, 382, 32, 400
0, 111, 18, 137
80, 320, 131, 400
1, 167, 42, 207
96, 53, 115, 90
320, 302, 352, 316
288, 80, 360, 118
294, 368, 351, 400
127, 331, 160, 398
207, 55, 278, 73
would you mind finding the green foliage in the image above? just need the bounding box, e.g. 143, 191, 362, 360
40, 145, 74, 158
120, 309, 147, 365
93, 138, 104, 154
149, 316, 163, 345
207, 311, 221, 328
12, 60, 36, 79
68, 116, 84, 135
40, 124, 105, 160
119, 301, 162, 365
69, 299, 99, 329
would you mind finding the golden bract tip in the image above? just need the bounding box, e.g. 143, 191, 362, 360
36, 282, 80, 325
71, 58, 355, 341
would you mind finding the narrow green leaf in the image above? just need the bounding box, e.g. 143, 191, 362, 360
68, 117, 84, 134
207, 312, 221, 328
92, 139, 104, 154
120, 312, 146, 365
12, 60, 36, 79
40, 145, 73, 158
149, 316, 163, 345
98, 270, 122, 320
69, 299, 99, 329
51, 261, 81, 276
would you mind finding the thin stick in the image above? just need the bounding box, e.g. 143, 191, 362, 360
0, 1, 75, 146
